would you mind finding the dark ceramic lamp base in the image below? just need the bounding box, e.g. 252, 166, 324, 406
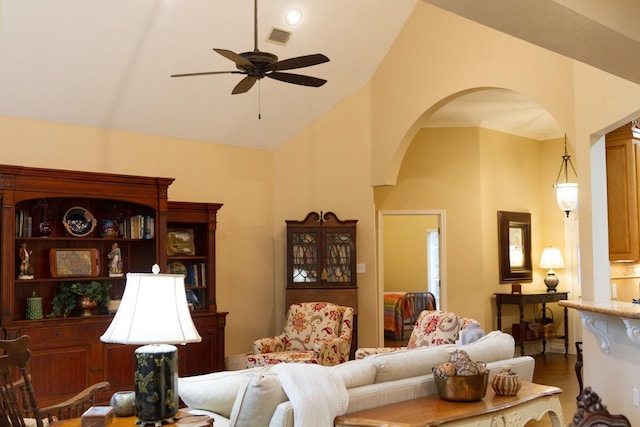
134, 344, 179, 426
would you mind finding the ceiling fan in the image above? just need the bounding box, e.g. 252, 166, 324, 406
171, 0, 330, 95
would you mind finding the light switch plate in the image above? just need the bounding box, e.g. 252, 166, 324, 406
356, 263, 365, 273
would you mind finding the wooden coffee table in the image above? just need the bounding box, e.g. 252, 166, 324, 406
334, 381, 563, 427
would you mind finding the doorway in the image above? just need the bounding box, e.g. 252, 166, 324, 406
378, 210, 445, 343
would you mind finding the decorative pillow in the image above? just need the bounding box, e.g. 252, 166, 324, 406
229, 372, 288, 427
332, 358, 377, 389
460, 321, 485, 344
178, 367, 267, 418
407, 311, 462, 348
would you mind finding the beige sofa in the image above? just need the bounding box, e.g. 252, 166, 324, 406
178, 331, 535, 427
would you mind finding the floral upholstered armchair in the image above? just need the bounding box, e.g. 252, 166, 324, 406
355, 310, 481, 359
246, 302, 354, 367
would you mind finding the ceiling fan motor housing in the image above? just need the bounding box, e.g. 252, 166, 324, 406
238, 51, 278, 77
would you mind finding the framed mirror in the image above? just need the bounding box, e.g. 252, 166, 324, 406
498, 211, 532, 283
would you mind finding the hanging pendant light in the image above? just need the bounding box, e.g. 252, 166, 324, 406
553, 135, 578, 217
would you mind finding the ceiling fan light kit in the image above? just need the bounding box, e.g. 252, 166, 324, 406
171, 0, 328, 95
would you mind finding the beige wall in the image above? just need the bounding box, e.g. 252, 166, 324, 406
382, 214, 439, 293
370, 2, 576, 187
374, 128, 566, 329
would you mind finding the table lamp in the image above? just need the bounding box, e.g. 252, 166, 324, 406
538, 247, 565, 292
100, 265, 201, 426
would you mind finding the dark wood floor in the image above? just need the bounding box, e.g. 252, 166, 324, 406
384, 335, 579, 426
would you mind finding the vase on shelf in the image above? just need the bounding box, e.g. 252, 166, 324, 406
35, 216, 52, 237
99, 219, 119, 238
77, 295, 97, 316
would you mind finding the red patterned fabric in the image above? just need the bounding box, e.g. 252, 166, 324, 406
407, 310, 461, 348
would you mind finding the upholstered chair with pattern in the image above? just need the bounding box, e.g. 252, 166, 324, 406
354, 310, 480, 359
246, 302, 354, 367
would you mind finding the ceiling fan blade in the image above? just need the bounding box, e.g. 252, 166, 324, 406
232, 76, 258, 94
267, 72, 327, 87
171, 71, 241, 78
268, 54, 330, 72
213, 48, 253, 67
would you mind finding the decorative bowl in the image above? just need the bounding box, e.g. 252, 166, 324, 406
433, 369, 489, 401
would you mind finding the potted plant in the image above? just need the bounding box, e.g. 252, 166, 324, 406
49, 281, 111, 318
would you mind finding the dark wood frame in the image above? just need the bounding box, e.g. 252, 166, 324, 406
498, 211, 532, 283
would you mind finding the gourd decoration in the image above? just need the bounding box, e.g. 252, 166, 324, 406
491, 365, 522, 396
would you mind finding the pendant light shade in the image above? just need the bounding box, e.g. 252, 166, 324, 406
553, 136, 578, 217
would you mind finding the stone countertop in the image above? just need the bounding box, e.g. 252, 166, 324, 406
559, 299, 640, 319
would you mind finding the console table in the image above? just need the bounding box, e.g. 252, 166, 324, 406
495, 291, 569, 356
334, 381, 563, 427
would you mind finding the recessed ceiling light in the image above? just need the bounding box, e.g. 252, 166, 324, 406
285, 9, 302, 26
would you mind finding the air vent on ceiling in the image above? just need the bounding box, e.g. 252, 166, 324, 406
266, 27, 292, 46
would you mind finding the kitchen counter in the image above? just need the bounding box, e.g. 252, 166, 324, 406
559, 299, 640, 353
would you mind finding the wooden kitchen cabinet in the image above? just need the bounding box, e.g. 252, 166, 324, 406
606, 122, 640, 261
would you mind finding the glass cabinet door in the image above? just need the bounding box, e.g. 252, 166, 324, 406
324, 231, 353, 283
286, 211, 357, 288
291, 231, 319, 283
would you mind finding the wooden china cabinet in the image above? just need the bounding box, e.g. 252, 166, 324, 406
285, 211, 358, 358
0, 165, 226, 406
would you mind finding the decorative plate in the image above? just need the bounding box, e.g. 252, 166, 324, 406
63, 207, 96, 237
170, 261, 187, 277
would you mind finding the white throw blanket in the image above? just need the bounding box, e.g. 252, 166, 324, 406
271, 363, 349, 427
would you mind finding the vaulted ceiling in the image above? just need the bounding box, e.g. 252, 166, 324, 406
2, 1, 638, 149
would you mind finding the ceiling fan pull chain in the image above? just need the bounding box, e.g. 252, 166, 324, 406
258, 80, 262, 119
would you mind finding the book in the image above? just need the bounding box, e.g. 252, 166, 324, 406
199, 262, 207, 287
144, 215, 155, 239
130, 215, 144, 239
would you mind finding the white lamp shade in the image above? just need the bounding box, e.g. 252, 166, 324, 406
539, 247, 565, 270
100, 272, 201, 345
554, 182, 578, 213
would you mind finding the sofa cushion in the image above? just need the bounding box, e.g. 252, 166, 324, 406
332, 359, 377, 389
368, 345, 451, 383
229, 372, 288, 427
178, 367, 267, 418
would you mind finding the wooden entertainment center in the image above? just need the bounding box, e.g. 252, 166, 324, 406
0, 165, 226, 406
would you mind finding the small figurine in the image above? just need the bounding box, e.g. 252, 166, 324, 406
18, 242, 34, 279
108, 243, 123, 277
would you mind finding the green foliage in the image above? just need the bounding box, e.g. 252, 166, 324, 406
49, 281, 111, 318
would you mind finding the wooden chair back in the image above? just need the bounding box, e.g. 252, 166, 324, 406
0, 335, 42, 427
0, 336, 108, 427
571, 386, 631, 427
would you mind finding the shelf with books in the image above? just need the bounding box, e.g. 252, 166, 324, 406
167, 201, 222, 313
